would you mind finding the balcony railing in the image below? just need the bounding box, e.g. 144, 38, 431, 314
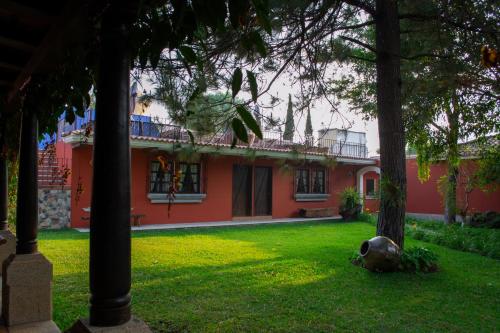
60, 117, 369, 159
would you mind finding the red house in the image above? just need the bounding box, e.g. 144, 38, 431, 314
42, 114, 379, 229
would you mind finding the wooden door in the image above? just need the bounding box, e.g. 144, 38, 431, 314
254, 167, 272, 216
232, 165, 252, 216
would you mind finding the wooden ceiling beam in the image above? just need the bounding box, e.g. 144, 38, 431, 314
0, 1, 54, 27
0, 80, 13, 87
0, 61, 22, 72
0, 36, 36, 53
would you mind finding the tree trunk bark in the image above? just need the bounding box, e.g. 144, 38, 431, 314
375, 0, 407, 248
444, 96, 459, 224
444, 162, 458, 224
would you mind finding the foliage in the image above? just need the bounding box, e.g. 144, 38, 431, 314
40, 222, 500, 332
358, 212, 377, 225
7, 159, 18, 231
283, 94, 295, 141
475, 144, 500, 191
183, 93, 234, 136
380, 175, 404, 208
406, 217, 500, 259
399, 247, 438, 273
339, 187, 361, 211
305, 108, 313, 138
469, 211, 500, 229
349, 251, 364, 267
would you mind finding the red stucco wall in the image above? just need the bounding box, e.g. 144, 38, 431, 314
406, 159, 500, 215
70, 145, 367, 227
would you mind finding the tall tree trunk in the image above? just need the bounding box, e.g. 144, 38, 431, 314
375, 0, 407, 248
444, 94, 459, 224
444, 161, 458, 224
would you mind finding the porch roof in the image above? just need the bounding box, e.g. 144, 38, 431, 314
63, 130, 377, 165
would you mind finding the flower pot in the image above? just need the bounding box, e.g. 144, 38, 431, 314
339, 204, 362, 221
360, 236, 401, 272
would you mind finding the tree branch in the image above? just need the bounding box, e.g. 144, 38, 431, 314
342, 0, 375, 16
340, 35, 376, 53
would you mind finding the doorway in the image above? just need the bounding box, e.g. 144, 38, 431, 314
232, 165, 272, 217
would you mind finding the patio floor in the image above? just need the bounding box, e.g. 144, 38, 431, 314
74, 216, 342, 232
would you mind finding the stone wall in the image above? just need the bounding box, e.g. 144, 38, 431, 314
38, 189, 71, 229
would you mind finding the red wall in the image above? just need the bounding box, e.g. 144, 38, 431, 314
70, 145, 366, 227
406, 159, 500, 215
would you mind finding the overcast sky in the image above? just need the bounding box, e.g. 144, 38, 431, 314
143, 71, 381, 156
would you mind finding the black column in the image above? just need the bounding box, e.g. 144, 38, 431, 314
0, 156, 8, 231
16, 110, 38, 254
89, 6, 132, 327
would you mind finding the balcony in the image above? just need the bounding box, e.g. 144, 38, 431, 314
59, 116, 369, 159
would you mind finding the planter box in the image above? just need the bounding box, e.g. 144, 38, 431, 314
299, 207, 333, 218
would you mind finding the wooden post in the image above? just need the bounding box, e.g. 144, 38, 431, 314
88, 5, 132, 327
0, 156, 7, 231
16, 109, 38, 254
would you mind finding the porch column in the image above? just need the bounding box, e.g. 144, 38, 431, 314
2, 109, 59, 332
15, 109, 38, 254
88, 4, 132, 327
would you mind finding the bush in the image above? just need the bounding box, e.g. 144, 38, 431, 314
469, 211, 500, 229
399, 247, 438, 273
358, 212, 376, 225
340, 187, 361, 210
405, 218, 500, 259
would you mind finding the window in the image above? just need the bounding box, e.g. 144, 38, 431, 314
311, 169, 325, 194
296, 167, 327, 194
150, 160, 173, 193
178, 163, 200, 193
366, 178, 376, 197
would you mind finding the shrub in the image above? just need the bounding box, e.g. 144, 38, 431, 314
358, 212, 376, 225
469, 211, 500, 229
340, 187, 361, 210
349, 251, 364, 267
405, 218, 500, 259
399, 247, 438, 273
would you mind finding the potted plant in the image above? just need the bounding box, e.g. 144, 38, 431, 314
339, 187, 362, 220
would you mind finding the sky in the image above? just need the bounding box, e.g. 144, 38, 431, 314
142, 71, 381, 156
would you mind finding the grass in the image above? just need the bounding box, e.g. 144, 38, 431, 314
39, 221, 500, 332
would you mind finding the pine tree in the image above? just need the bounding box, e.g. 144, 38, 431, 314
283, 94, 294, 141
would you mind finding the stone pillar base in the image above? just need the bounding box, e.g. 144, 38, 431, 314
0, 231, 16, 276
0, 320, 60, 333
2, 253, 53, 327
68, 317, 152, 333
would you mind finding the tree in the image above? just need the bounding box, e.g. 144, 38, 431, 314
401, 0, 499, 224
283, 94, 295, 141
305, 107, 313, 145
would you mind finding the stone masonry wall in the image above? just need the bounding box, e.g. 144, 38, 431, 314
38, 189, 71, 229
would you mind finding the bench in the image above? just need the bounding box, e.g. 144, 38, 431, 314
299, 207, 333, 218
81, 209, 145, 227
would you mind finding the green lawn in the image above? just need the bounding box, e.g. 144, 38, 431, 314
39, 221, 500, 332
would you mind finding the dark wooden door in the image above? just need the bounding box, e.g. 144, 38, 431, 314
254, 167, 272, 216
232, 165, 252, 216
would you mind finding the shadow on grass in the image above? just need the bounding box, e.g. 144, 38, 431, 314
49, 222, 500, 332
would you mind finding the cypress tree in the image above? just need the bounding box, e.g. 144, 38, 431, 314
283, 94, 294, 141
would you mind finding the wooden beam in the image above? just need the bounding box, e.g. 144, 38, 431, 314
0, 36, 36, 53
7, 0, 88, 103
0, 61, 22, 72
0, 1, 54, 27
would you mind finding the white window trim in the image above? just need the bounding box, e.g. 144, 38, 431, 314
147, 193, 207, 204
